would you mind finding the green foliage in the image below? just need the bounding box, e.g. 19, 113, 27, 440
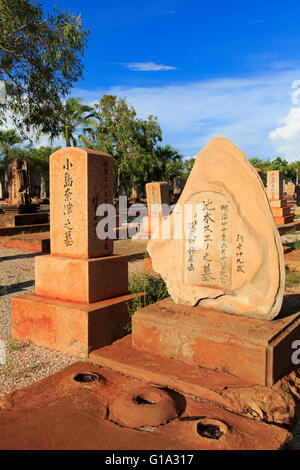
38, 97, 93, 147
183, 157, 195, 176
154, 144, 183, 181
124, 296, 144, 332
285, 267, 300, 287
0, 144, 60, 189
294, 240, 300, 250
7, 338, 23, 351
249, 156, 300, 183
80, 95, 162, 194
0, 0, 89, 132
286, 227, 297, 234
125, 272, 169, 332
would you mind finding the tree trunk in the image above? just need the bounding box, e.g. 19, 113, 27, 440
4, 148, 9, 199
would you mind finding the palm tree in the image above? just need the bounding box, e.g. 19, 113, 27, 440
0, 129, 23, 197
38, 97, 93, 147
60, 98, 93, 147
155, 144, 183, 181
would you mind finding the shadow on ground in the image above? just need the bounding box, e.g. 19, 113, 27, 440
0, 253, 44, 262
0, 280, 34, 296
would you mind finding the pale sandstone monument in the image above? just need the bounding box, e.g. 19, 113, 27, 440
267, 170, 295, 225
286, 181, 296, 200
91, 137, 299, 396
12, 147, 141, 357
143, 181, 170, 237
148, 137, 285, 320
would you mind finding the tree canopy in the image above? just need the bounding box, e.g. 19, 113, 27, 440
0, 0, 89, 132
249, 156, 300, 184
81, 95, 162, 194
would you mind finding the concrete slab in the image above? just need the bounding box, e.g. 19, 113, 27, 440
0, 232, 50, 252
0, 223, 50, 236
278, 220, 300, 235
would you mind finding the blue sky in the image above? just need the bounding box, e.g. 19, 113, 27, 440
39, 1, 300, 161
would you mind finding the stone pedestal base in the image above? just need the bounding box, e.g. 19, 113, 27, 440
35, 254, 128, 303
0, 211, 48, 227
270, 199, 287, 208
130, 298, 300, 386
269, 198, 295, 225
2, 203, 37, 214
12, 293, 143, 358
274, 214, 295, 224
272, 206, 291, 217
0, 232, 50, 252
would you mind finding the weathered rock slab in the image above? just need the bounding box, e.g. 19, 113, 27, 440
148, 137, 285, 319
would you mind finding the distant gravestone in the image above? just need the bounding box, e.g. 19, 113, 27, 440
267, 171, 294, 224
148, 137, 285, 320
130, 184, 139, 201
8, 159, 31, 205
146, 182, 170, 218
40, 176, 47, 200
173, 176, 185, 195
143, 181, 170, 236
118, 183, 127, 196
267, 170, 283, 201
286, 181, 296, 199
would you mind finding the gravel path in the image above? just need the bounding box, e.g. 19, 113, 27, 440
0, 247, 144, 397
0, 249, 81, 397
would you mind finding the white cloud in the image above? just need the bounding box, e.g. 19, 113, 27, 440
123, 62, 177, 71
73, 69, 300, 159
248, 19, 264, 25
3, 67, 299, 161
269, 107, 300, 161
100, 71, 296, 159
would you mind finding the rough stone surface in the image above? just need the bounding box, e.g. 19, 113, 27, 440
267, 170, 283, 201
35, 254, 128, 303
146, 182, 170, 218
0, 362, 293, 450
90, 337, 300, 428
50, 147, 113, 258
148, 137, 285, 319
12, 293, 142, 358
286, 181, 296, 199
0, 232, 50, 253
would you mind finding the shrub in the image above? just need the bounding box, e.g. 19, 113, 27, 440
285, 267, 300, 287
125, 273, 169, 332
